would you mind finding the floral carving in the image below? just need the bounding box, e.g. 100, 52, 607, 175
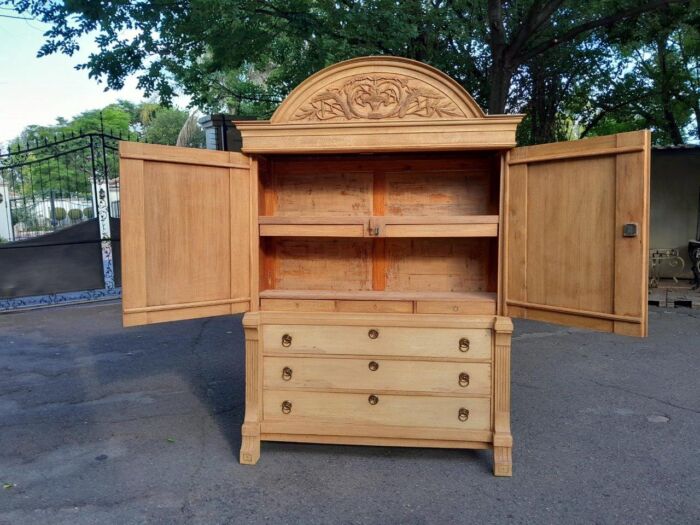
292, 75, 465, 121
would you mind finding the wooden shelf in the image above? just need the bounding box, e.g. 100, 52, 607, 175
259, 217, 366, 237
259, 289, 496, 303
258, 216, 499, 238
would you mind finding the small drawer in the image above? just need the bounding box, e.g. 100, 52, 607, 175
335, 300, 413, 314
261, 299, 336, 312
264, 356, 491, 395
416, 300, 496, 315
264, 390, 491, 431
263, 325, 491, 359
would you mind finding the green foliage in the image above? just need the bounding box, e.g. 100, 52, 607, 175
1, 0, 698, 144
68, 208, 83, 221
53, 207, 66, 221
83, 207, 94, 219
2, 100, 204, 201
144, 107, 204, 147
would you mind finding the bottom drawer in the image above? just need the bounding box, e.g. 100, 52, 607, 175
264, 390, 490, 431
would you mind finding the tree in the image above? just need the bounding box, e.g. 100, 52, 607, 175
1, 101, 201, 201
144, 107, 204, 147
573, 6, 700, 143
2, 0, 696, 143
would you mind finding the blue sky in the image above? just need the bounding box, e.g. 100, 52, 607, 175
0, 14, 188, 146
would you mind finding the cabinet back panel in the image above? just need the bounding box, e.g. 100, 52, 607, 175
386, 238, 494, 293
385, 171, 493, 216
268, 170, 373, 217
265, 238, 372, 291
264, 153, 500, 217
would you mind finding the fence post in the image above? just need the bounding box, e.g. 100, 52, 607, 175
49, 190, 57, 229
90, 135, 115, 291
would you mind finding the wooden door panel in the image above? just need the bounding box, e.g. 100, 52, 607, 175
504, 131, 650, 336
120, 143, 253, 326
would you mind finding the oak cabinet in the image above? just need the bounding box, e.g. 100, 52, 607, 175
119, 57, 649, 476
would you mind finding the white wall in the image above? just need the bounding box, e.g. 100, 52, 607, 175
0, 179, 12, 241
650, 148, 700, 279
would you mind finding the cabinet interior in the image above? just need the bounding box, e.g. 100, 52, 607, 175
258, 152, 502, 311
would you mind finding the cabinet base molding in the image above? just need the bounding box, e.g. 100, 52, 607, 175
263, 434, 491, 450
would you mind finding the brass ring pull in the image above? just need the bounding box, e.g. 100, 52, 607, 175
281, 400, 292, 414
458, 372, 470, 387
368, 329, 379, 339
282, 367, 293, 381
368, 361, 379, 371
281, 334, 292, 347
458, 337, 470, 352
458, 408, 469, 422
368, 394, 379, 405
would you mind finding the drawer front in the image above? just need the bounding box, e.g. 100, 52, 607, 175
264, 356, 491, 395
415, 300, 496, 315
260, 299, 336, 312
263, 325, 491, 360
264, 390, 491, 431
334, 300, 413, 313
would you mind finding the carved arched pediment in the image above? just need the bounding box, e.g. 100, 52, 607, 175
235, 56, 522, 153
271, 56, 486, 124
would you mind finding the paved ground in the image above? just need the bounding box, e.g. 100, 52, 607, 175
0, 303, 698, 525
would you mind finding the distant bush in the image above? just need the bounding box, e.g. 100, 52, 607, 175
68, 208, 83, 221
83, 207, 95, 219
54, 207, 66, 221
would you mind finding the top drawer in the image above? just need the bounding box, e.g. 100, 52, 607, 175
262, 325, 491, 360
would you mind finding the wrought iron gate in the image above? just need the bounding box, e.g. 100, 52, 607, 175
0, 129, 140, 310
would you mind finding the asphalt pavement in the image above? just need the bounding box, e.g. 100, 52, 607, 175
0, 302, 698, 524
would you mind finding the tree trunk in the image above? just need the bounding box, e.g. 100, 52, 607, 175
657, 37, 684, 144
528, 60, 560, 144
487, 54, 513, 114
486, 0, 512, 114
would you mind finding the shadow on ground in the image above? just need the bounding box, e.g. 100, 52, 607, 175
0, 302, 698, 524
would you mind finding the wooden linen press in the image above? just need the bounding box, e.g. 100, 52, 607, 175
119, 57, 649, 476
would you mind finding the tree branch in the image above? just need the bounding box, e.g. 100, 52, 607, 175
516, 0, 689, 64
507, 0, 566, 61
487, 0, 506, 49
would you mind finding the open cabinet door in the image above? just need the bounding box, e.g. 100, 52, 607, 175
504, 130, 650, 336
120, 143, 253, 326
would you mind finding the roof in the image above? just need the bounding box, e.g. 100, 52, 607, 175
652, 144, 700, 150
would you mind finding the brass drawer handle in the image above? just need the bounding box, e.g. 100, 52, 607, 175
368, 329, 379, 339
281, 400, 292, 414
368, 394, 379, 405
458, 337, 470, 352
281, 334, 292, 347
458, 372, 470, 387
368, 361, 379, 371
282, 367, 293, 381
458, 408, 469, 422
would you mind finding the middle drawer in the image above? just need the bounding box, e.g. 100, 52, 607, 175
264, 356, 491, 395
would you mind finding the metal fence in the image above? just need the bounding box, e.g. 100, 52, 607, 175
0, 128, 141, 310
0, 130, 133, 241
